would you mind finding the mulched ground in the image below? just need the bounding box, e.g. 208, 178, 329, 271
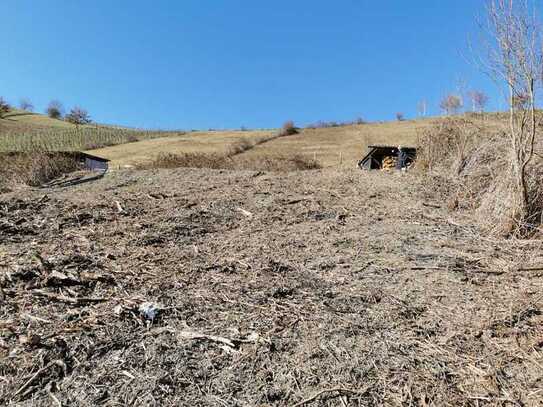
1, 168, 543, 406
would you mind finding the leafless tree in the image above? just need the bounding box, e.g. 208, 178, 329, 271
19, 98, 34, 112
440, 94, 463, 115
417, 100, 427, 117
481, 0, 541, 230
46, 100, 64, 119
65, 106, 92, 126
0, 97, 11, 119
468, 90, 489, 112
396, 112, 405, 121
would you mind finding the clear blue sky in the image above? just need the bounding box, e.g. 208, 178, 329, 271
2, 1, 500, 129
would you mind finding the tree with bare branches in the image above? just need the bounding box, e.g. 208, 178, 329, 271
440, 94, 463, 115
65, 106, 92, 126
19, 98, 34, 112
468, 90, 489, 113
481, 0, 541, 232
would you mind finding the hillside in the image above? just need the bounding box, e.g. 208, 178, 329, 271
0, 110, 79, 131
89, 119, 435, 169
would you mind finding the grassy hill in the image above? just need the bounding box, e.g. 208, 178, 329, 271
0, 109, 439, 168
0, 110, 182, 152
89, 119, 435, 168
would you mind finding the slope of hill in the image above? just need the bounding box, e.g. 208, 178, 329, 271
0, 111, 181, 152
89, 119, 436, 168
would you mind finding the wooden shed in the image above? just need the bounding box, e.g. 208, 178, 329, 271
357, 145, 417, 170
78, 153, 110, 172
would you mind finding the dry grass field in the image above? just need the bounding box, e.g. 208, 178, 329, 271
89, 119, 434, 169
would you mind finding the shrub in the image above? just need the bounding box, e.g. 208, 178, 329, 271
228, 138, 254, 155
418, 118, 543, 236
281, 121, 298, 135
46, 100, 64, 119
0, 98, 11, 118
354, 117, 366, 125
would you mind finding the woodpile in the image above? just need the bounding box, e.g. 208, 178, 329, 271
382, 156, 397, 170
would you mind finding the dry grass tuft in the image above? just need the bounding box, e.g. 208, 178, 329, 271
0, 153, 82, 186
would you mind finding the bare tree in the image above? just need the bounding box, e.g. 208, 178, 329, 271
46, 100, 64, 119
417, 100, 427, 117
468, 90, 489, 113
440, 94, 463, 115
0, 97, 11, 119
482, 0, 541, 231
65, 106, 92, 126
19, 98, 34, 112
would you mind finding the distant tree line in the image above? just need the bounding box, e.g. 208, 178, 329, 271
0, 96, 92, 126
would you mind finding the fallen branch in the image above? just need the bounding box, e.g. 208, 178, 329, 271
292, 386, 370, 407
235, 207, 253, 218
32, 289, 107, 305
114, 200, 124, 213
518, 266, 543, 272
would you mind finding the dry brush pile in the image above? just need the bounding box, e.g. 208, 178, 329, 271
418, 117, 543, 237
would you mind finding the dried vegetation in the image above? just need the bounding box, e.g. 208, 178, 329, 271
418, 116, 543, 237
0, 153, 81, 187
0, 168, 542, 405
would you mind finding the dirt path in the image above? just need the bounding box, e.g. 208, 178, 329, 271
1, 168, 542, 406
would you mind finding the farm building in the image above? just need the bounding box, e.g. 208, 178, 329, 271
358, 145, 417, 170
78, 153, 110, 172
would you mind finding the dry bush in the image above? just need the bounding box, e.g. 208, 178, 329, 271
0, 153, 81, 186
46, 100, 64, 119
0, 98, 11, 119
228, 138, 254, 155
137, 152, 320, 172
281, 121, 298, 135
418, 118, 543, 236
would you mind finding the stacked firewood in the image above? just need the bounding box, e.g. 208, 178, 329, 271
382, 156, 397, 170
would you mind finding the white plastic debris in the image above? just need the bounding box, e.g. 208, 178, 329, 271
138, 302, 161, 321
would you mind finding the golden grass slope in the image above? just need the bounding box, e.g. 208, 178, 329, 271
90, 119, 435, 169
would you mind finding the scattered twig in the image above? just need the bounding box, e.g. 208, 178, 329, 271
292, 386, 370, 407
114, 200, 124, 213
31, 289, 107, 305
235, 207, 253, 218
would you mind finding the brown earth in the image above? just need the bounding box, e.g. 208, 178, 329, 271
1, 168, 543, 406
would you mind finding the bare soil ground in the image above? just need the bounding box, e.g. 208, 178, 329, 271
1, 168, 543, 406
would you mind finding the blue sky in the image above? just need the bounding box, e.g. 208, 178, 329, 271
2, 1, 500, 129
